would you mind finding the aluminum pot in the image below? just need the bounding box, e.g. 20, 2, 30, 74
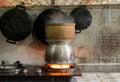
0, 65, 21, 74
45, 40, 75, 64
0, 61, 24, 74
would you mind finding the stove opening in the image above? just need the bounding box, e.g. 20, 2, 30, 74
48, 64, 73, 69
46, 64, 74, 69
44, 64, 74, 76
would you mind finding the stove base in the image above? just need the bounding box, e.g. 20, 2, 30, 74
0, 76, 75, 82
0, 65, 82, 76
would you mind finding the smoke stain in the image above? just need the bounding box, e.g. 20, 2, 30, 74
94, 29, 120, 62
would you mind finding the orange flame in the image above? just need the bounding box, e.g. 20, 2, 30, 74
46, 64, 72, 69
48, 72, 71, 76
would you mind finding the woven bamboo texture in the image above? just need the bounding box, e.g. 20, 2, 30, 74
45, 23, 75, 40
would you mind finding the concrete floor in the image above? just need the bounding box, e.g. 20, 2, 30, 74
74, 72, 120, 82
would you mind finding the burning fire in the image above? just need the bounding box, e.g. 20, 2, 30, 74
46, 64, 72, 69
48, 72, 71, 76
45, 64, 74, 76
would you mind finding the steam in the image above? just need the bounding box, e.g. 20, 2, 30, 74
47, 16, 75, 24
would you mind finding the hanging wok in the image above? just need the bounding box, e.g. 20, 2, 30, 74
33, 6, 67, 44
0, 5, 33, 44
70, 6, 92, 33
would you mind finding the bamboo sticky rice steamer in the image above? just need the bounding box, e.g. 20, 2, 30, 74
45, 23, 75, 40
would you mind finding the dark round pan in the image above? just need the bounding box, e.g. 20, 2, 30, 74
33, 6, 67, 44
70, 6, 92, 33
0, 5, 33, 44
